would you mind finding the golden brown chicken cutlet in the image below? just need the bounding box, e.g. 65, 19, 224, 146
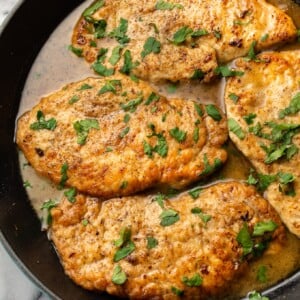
71, 0, 297, 83
50, 181, 285, 299
224, 50, 300, 237
16, 74, 228, 199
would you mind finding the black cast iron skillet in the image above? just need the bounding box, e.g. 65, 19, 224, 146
0, 0, 299, 299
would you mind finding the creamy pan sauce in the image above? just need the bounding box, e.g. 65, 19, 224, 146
18, 0, 300, 298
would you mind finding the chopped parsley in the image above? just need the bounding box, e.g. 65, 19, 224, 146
171, 26, 208, 45
59, 163, 69, 189
120, 180, 128, 189
194, 103, 204, 117
236, 223, 253, 256
41, 199, 57, 225
89, 40, 97, 47
191, 69, 205, 80
153, 193, 166, 209
23, 180, 32, 188
205, 104, 222, 121
246, 169, 277, 192
73, 119, 99, 145
167, 83, 178, 94
77, 83, 93, 91
261, 34, 269, 42
108, 18, 130, 45
83, 0, 104, 22
30, 110, 57, 131
113, 227, 135, 262
229, 93, 239, 104
228, 118, 245, 140
141, 37, 161, 59
120, 96, 143, 112
244, 41, 261, 62
144, 124, 168, 157
171, 286, 184, 296
278, 92, 300, 119
182, 273, 203, 287
82, 219, 89, 226
243, 113, 257, 125
120, 50, 139, 75
253, 221, 278, 236
93, 19, 107, 39
145, 92, 160, 105
98, 80, 122, 94
123, 114, 131, 123
68, 45, 83, 57
169, 127, 187, 142
214, 65, 244, 77
112, 265, 127, 285
119, 127, 130, 138
69, 95, 80, 104
200, 154, 223, 176
188, 187, 202, 199
248, 291, 269, 300
193, 127, 199, 142
297, 29, 300, 43
109, 46, 123, 66
146, 236, 158, 249
191, 207, 211, 224
159, 209, 180, 226
92, 61, 115, 76
155, 0, 183, 10
278, 172, 295, 196
213, 30, 222, 40
64, 187, 77, 203
257, 266, 267, 283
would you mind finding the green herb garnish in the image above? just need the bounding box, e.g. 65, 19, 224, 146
98, 80, 122, 94
41, 199, 57, 225
229, 93, 239, 104
257, 266, 267, 283
160, 209, 179, 226
112, 265, 127, 285
278, 93, 300, 119
155, 0, 183, 10
253, 221, 278, 236
83, 0, 104, 22
146, 236, 158, 249
59, 163, 69, 189
237, 223, 253, 256
74, 119, 99, 145
182, 273, 203, 287
228, 118, 245, 140
141, 37, 161, 59
68, 45, 83, 57
120, 96, 143, 112
205, 104, 222, 121
108, 18, 130, 44
243, 113, 257, 125
109, 46, 123, 66
214, 65, 244, 77
171, 286, 184, 296
69, 95, 80, 104
120, 50, 139, 75
188, 187, 202, 199
64, 187, 77, 203
191, 207, 211, 224
169, 127, 187, 142
30, 110, 57, 131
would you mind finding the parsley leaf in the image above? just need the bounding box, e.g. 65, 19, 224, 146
247, 169, 276, 191
171, 286, 184, 296
257, 266, 267, 283
146, 236, 158, 249
98, 80, 122, 94
171, 26, 193, 44
64, 187, 77, 203
73, 119, 99, 145
114, 226, 132, 247
244, 41, 261, 62
193, 127, 199, 142
30, 110, 57, 131
112, 265, 127, 285
237, 223, 253, 256
160, 209, 179, 226
243, 113, 256, 125
191, 69, 205, 80
123, 114, 131, 123
155, 0, 183, 10
146, 124, 169, 157
145, 92, 160, 105
41, 199, 57, 225
214, 65, 244, 77
108, 18, 130, 44
228, 118, 245, 140
114, 240, 135, 262
194, 103, 204, 117
248, 291, 269, 300
68, 45, 83, 57
69, 95, 80, 104
188, 187, 202, 199
59, 163, 69, 189
83, 0, 104, 22
200, 154, 223, 176
205, 104, 222, 121
278, 92, 300, 119
120, 96, 143, 112
191, 207, 211, 224
92, 61, 115, 76
154, 193, 166, 209
109, 46, 123, 66
261, 34, 269, 42
141, 37, 161, 59
120, 50, 139, 75
182, 274, 203, 287
119, 127, 130, 138
23, 180, 32, 188
169, 127, 187, 142
253, 221, 278, 236
93, 19, 107, 39
77, 83, 93, 91
229, 93, 239, 104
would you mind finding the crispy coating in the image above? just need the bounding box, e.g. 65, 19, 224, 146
50, 182, 285, 299
16, 75, 227, 199
224, 50, 300, 237
71, 0, 297, 83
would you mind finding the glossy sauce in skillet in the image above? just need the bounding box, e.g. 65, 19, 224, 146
17, 0, 300, 298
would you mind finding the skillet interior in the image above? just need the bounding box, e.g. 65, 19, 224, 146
0, 0, 299, 299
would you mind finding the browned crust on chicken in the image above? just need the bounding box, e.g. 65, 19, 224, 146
16, 75, 228, 199
71, 0, 297, 83
50, 182, 285, 299
224, 50, 300, 237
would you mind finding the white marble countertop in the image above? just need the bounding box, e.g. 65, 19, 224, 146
0, 2, 49, 300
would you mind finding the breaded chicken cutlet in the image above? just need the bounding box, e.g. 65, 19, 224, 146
224, 50, 300, 237
50, 181, 285, 299
71, 0, 297, 83
16, 74, 228, 199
